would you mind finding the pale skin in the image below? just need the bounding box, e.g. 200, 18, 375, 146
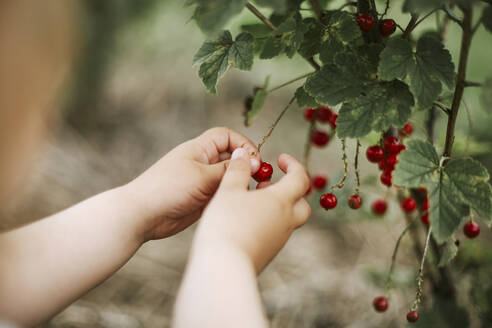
0, 127, 311, 327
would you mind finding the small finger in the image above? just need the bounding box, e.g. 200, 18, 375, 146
256, 181, 273, 190
292, 198, 311, 229
270, 154, 310, 201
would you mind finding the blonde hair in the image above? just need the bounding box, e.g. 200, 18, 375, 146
0, 0, 77, 211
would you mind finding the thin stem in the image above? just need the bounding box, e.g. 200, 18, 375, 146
267, 72, 313, 93
246, 3, 276, 30
354, 140, 361, 194
381, 0, 390, 18
309, 0, 326, 25
464, 81, 483, 88
442, 6, 473, 159
434, 102, 451, 115
402, 14, 419, 39
257, 96, 296, 152
331, 139, 348, 190
442, 7, 464, 27
246, 2, 321, 71
413, 9, 439, 31
385, 222, 413, 291
411, 228, 432, 311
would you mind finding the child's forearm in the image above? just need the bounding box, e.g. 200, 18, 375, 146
0, 186, 144, 326
173, 241, 268, 328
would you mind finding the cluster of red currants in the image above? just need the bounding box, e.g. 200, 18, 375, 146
367, 124, 412, 187
357, 13, 397, 38
304, 106, 338, 148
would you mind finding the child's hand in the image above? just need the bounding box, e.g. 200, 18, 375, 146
192, 148, 311, 273
125, 127, 261, 241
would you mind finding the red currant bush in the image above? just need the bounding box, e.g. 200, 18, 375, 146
312, 175, 328, 190
379, 18, 396, 37
406, 311, 419, 323
311, 130, 330, 147
320, 193, 337, 210
357, 13, 375, 32
348, 194, 362, 209
384, 136, 403, 154
401, 197, 417, 213
372, 296, 388, 312
372, 199, 388, 216
463, 221, 480, 239
316, 106, 333, 123
366, 145, 384, 163
303, 108, 316, 121
252, 161, 273, 182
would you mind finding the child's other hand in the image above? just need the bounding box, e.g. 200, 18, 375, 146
124, 127, 260, 242
193, 149, 311, 274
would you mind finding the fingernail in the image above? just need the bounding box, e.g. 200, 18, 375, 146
250, 158, 259, 173
231, 148, 247, 160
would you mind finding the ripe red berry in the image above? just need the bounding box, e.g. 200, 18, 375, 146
357, 13, 375, 32
312, 175, 328, 190
373, 296, 388, 312
379, 18, 396, 37
311, 130, 330, 147
384, 136, 402, 154
304, 108, 316, 121
253, 161, 273, 182
401, 197, 417, 213
372, 199, 388, 216
366, 145, 384, 163
406, 311, 419, 323
380, 170, 393, 187
463, 221, 480, 239
316, 106, 333, 123
348, 194, 363, 209
400, 122, 414, 137
381, 154, 398, 171
421, 213, 430, 226
320, 193, 337, 210
328, 112, 338, 129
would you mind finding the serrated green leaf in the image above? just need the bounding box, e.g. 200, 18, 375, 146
194, 31, 254, 94
438, 240, 458, 267
295, 86, 318, 107
336, 81, 414, 138
259, 16, 306, 59
483, 6, 492, 32
240, 23, 271, 38
409, 59, 443, 108
190, 0, 247, 34
356, 43, 384, 74
416, 37, 455, 89
298, 18, 324, 58
394, 140, 492, 243
378, 38, 414, 80
481, 77, 492, 112
305, 53, 370, 105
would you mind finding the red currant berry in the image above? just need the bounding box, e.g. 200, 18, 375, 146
316, 106, 333, 123
357, 13, 375, 32
379, 18, 396, 37
384, 136, 402, 154
252, 161, 273, 182
463, 221, 480, 239
380, 170, 393, 187
400, 122, 414, 137
381, 154, 398, 171
348, 194, 363, 209
372, 199, 388, 216
401, 197, 417, 213
320, 193, 337, 210
311, 130, 330, 147
407, 311, 419, 323
303, 108, 316, 121
366, 145, 384, 163
328, 112, 338, 129
421, 213, 430, 226
372, 296, 389, 313
312, 175, 328, 190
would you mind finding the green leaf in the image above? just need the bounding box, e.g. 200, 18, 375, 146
378, 38, 414, 81
336, 81, 414, 138
295, 85, 318, 108
241, 23, 271, 38
298, 18, 324, 58
305, 53, 370, 105
394, 140, 492, 243
190, 0, 247, 34
259, 16, 306, 59
483, 6, 492, 33
245, 76, 270, 126
194, 31, 254, 94
438, 240, 458, 267
481, 77, 492, 112
378, 36, 455, 108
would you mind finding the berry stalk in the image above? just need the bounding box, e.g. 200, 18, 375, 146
330, 139, 348, 190
257, 96, 296, 152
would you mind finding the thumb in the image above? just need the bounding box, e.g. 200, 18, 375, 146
220, 148, 252, 190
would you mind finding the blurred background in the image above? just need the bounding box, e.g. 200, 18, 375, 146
3, 0, 492, 327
